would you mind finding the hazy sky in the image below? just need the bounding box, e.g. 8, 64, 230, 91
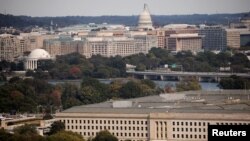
1, 0, 250, 17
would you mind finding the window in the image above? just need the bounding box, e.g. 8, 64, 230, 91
173, 134, 175, 138
173, 128, 175, 131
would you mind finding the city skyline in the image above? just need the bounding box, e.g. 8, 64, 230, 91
0, 0, 250, 17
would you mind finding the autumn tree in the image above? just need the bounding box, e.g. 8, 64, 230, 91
92, 130, 118, 141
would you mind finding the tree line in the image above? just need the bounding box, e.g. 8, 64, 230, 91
0, 76, 161, 113
5, 48, 246, 80
0, 13, 247, 29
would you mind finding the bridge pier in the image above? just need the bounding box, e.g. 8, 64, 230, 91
160, 75, 164, 81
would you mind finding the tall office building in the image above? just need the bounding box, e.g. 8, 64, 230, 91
156, 24, 198, 50
198, 26, 227, 51
167, 34, 202, 52
0, 34, 21, 61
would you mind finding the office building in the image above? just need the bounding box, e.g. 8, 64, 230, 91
156, 25, 198, 49
168, 34, 202, 52
198, 26, 227, 51
226, 29, 241, 49
0, 34, 21, 61
56, 90, 250, 141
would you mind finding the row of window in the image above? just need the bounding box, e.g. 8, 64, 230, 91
62, 119, 148, 125
66, 125, 148, 131
172, 121, 207, 126
173, 127, 206, 132
216, 122, 250, 125
173, 134, 206, 139
76, 131, 148, 138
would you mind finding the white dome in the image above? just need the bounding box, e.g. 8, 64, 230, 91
138, 4, 153, 30
28, 49, 51, 59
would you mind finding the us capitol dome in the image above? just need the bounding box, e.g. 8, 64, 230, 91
138, 4, 154, 31
24, 49, 52, 70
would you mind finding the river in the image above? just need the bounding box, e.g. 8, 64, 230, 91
48, 79, 220, 90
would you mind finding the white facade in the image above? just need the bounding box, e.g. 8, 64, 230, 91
56, 91, 250, 141
138, 4, 154, 31
24, 49, 52, 70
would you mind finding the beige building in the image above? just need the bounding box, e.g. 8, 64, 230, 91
226, 29, 241, 49
0, 34, 21, 61
156, 25, 198, 49
56, 90, 250, 141
168, 34, 202, 52
85, 37, 138, 58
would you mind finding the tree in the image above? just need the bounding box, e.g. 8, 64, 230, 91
79, 86, 102, 104
120, 81, 144, 98
69, 66, 82, 79
47, 131, 85, 141
219, 75, 250, 89
176, 78, 201, 92
48, 121, 65, 135
92, 130, 118, 141
13, 124, 38, 135
0, 129, 12, 141
141, 79, 156, 89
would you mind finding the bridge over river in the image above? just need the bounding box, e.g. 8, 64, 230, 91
127, 70, 250, 82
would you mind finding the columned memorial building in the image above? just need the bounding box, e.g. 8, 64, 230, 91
24, 49, 52, 70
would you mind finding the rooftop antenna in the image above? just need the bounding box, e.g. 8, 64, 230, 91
50, 20, 54, 34
144, 3, 149, 11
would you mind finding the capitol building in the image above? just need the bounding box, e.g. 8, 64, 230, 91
138, 4, 154, 31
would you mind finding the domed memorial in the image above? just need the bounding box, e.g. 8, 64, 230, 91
24, 49, 52, 70
138, 4, 154, 31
